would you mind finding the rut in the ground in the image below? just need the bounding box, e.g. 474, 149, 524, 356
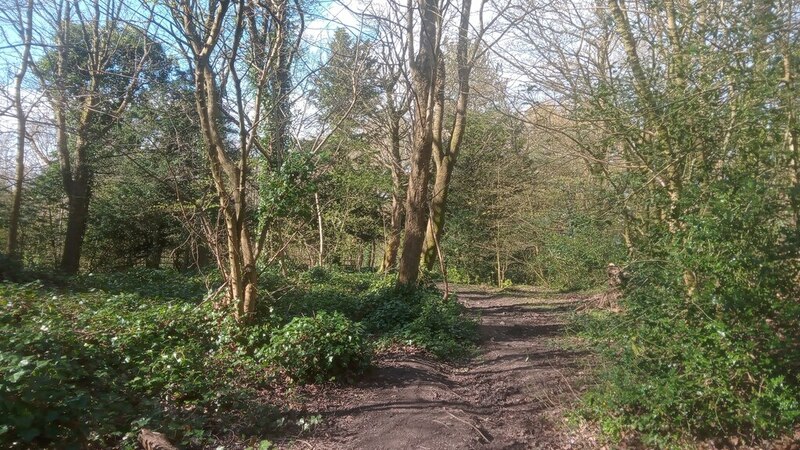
283, 286, 596, 450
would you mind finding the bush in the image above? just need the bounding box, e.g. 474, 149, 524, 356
0, 277, 271, 449
262, 311, 371, 384
577, 180, 800, 446
400, 294, 479, 359
279, 269, 479, 362
0, 253, 22, 282
362, 285, 479, 360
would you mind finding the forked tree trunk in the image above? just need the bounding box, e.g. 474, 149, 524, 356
194, 58, 258, 319
421, 0, 473, 271
397, 0, 441, 285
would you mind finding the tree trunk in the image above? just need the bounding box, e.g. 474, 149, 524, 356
397, 120, 435, 284
59, 100, 95, 275
315, 192, 324, 266
60, 187, 90, 274
421, 58, 446, 271
779, 23, 800, 236
59, 100, 93, 275
145, 239, 162, 269
421, 0, 473, 271
369, 240, 375, 269
6, 0, 33, 259
380, 90, 405, 272
397, 0, 441, 285
422, 161, 452, 270
381, 177, 403, 271
268, 34, 292, 170
194, 55, 258, 320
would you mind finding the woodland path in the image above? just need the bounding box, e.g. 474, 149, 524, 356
282, 285, 597, 450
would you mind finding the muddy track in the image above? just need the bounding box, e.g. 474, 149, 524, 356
283, 285, 595, 450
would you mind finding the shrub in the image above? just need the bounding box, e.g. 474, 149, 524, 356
577, 180, 800, 446
280, 270, 480, 362
0, 278, 270, 449
262, 311, 370, 384
362, 285, 479, 360
0, 253, 22, 282
400, 294, 478, 359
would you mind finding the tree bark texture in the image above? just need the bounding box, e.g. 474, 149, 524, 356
397, 0, 441, 285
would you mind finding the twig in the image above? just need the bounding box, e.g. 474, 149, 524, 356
196, 281, 228, 308
547, 360, 580, 401
294, 439, 314, 449
445, 410, 489, 442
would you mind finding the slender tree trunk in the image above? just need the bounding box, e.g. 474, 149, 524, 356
422, 161, 452, 270
380, 94, 405, 272
315, 192, 324, 266
381, 163, 403, 271
421, 58, 446, 270
369, 240, 375, 269
495, 220, 503, 287
268, 33, 291, 170
6, 0, 33, 259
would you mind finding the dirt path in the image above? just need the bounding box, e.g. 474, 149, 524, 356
286, 285, 595, 449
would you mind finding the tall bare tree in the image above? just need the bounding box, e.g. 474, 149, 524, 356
29, 0, 156, 274
2, 0, 34, 259
159, 0, 300, 319
421, 0, 517, 270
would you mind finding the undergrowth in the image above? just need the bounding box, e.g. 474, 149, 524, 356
0, 266, 477, 448
573, 183, 800, 448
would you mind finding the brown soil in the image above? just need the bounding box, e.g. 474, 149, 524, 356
277, 285, 598, 450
